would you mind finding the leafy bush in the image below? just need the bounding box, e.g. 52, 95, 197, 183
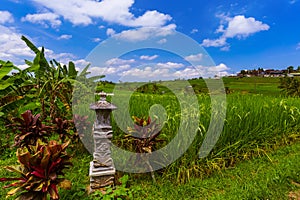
279, 77, 300, 97
126, 116, 163, 182
8, 110, 52, 149
126, 116, 163, 154
0, 140, 72, 200
0, 60, 34, 115
53, 117, 75, 143
73, 114, 91, 139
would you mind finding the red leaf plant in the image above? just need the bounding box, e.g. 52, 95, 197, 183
126, 116, 164, 183
53, 117, 73, 142
126, 116, 163, 154
8, 110, 52, 149
73, 114, 91, 140
0, 140, 72, 200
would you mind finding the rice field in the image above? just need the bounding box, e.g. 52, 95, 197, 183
1, 77, 300, 199
108, 90, 300, 183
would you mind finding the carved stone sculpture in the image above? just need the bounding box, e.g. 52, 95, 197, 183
89, 92, 117, 192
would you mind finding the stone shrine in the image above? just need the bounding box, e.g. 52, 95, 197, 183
89, 92, 117, 191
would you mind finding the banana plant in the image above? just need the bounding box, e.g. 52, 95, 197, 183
0, 60, 37, 118
21, 36, 77, 120
21, 36, 104, 121
1, 36, 105, 143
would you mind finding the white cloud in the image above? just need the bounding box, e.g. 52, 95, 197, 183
115, 24, 176, 42
98, 25, 105, 29
173, 63, 230, 78
224, 15, 270, 38
105, 57, 135, 66
140, 55, 158, 61
89, 60, 185, 81
157, 38, 167, 44
189, 63, 230, 77
0, 25, 80, 71
40, 49, 92, 73
173, 67, 200, 79
18, 64, 31, 70
88, 59, 230, 81
157, 62, 184, 69
207, 63, 229, 73
0, 25, 35, 64
125, 10, 171, 27
93, 38, 101, 42
89, 64, 131, 76
191, 29, 198, 34
0, 25, 87, 73
106, 28, 116, 36
21, 12, 61, 28
202, 15, 270, 50
202, 37, 227, 48
58, 34, 72, 40
220, 46, 230, 51
31, 0, 172, 27
87, 57, 135, 77
216, 25, 225, 33
42, 48, 76, 64
185, 53, 203, 62
297, 42, 300, 50
73, 59, 90, 70
117, 63, 230, 81
119, 66, 172, 81
0, 11, 14, 24
290, 0, 297, 4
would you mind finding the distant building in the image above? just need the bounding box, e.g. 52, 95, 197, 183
263, 70, 284, 77
288, 73, 300, 77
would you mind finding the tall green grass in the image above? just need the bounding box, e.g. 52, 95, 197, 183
1, 91, 300, 198
110, 92, 300, 182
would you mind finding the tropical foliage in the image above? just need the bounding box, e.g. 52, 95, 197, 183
0, 36, 94, 199
126, 116, 163, 154
9, 110, 51, 149
125, 116, 164, 182
1, 35, 300, 199
279, 76, 300, 97
0, 140, 72, 200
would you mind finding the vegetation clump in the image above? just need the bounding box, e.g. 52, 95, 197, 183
1, 36, 300, 199
0, 140, 72, 200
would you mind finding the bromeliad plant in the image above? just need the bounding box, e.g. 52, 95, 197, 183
0, 140, 72, 200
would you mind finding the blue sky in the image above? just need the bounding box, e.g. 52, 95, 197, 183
1, 0, 300, 81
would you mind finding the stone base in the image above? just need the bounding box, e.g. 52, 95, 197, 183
89, 161, 115, 176
90, 175, 115, 190
89, 161, 115, 191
